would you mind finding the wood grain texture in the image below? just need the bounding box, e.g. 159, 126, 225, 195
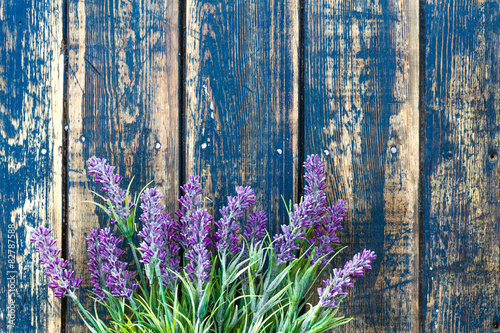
0, 0, 64, 332
304, 0, 420, 331
67, 0, 179, 331
184, 0, 300, 235
423, 0, 500, 331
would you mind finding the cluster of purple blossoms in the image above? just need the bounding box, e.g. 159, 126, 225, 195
243, 210, 268, 247
274, 154, 347, 265
138, 188, 180, 288
87, 157, 134, 226
174, 176, 213, 284
87, 228, 138, 299
184, 209, 213, 283
30, 226, 83, 298
302, 155, 328, 224
214, 186, 256, 254
175, 176, 204, 249
309, 200, 346, 265
318, 249, 376, 309
274, 195, 316, 263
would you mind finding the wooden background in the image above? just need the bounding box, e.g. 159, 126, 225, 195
1, 0, 499, 331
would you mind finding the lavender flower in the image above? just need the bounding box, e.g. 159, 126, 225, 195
318, 249, 376, 309
302, 155, 328, 231
86, 156, 134, 227
273, 225, 298, 264
243, 210, 267, 246
87, 228, 138, 299
214, 186, 255, 254
175, 176, 204, 248
274, 155, 346, 265
273, 155, 329, 264
273, 195, 315, 264
309, 200, 346, 265
138, 188, 180, 288
303, 155, 327, 197
185, 209, 213, 285
87, 229, 106, 300
30, 226, 83, 298
174, 176, 213, 288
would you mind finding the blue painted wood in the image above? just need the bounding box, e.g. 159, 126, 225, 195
304, 0, 420, 332
0, 0, 64, 332
66, 0, 180, 331
184, 0, 300, 239
424, 0, 500, 331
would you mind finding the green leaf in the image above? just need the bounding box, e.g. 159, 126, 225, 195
264, 262, 294, 293
89, 190, 108, 202
256, 282, 292, 317
135, 180, 155, 205
81, 200, 109, 214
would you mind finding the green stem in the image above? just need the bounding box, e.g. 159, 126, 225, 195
68, 291, 102, 332
159, 280, 173, 330
284, 299, 298, 330
127, 238, 149, 303
217, 252, 228, 333
300, 304, 321, 332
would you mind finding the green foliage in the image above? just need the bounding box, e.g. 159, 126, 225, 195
70, 225, 351, 333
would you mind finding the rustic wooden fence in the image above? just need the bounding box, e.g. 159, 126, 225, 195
1, 0, 499, 331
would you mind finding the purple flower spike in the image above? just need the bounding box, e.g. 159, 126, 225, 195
87, 229, 106, 300
310, 199, 347, 265
86, 156, 134, 226
139, 188, 164, 225
175, 177, 213, 287
185, 243, 212, 284
214, 186, 256, 254
185, 209, 213, 284
243, 210, 267, 246
138, 188, 180, 288
303, 155, 327, 197
322, 200, 346, 237
176, 176, 204, 248
273, 155, 329, 264
302, 155, 328, 228
273, 196, 315, 264
318, 250, 376, 309
274, 154, 347, 265
31, 226, 83, 298
273, 224, 301, 264
87, 228, 137, 299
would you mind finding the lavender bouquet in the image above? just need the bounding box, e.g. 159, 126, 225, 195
31, 154, 376, 333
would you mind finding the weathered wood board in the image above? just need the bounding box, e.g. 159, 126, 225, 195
304, 0, 420, 331
423, 0, 500, 331
66, 0, 180, 331
184, 0, 300, 234
0, 0, 64, 332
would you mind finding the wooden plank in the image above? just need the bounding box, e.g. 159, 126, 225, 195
67, 0, 179, 331
304, 0, 420, 331
184, 0, 300, 235
423, 0, 500, 331
0, 0, 64, 332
